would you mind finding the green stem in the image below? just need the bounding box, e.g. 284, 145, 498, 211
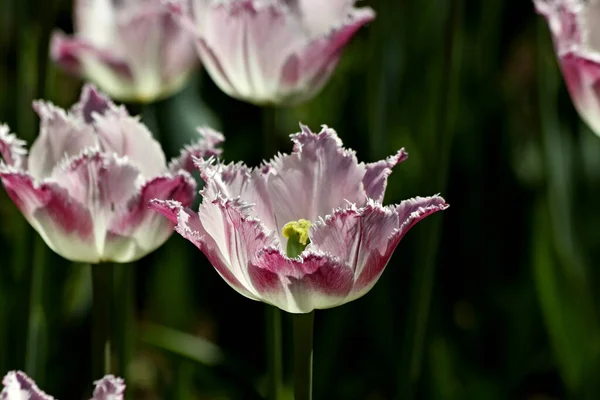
92, 264, 114, 378
293, 311, 314, 400
398, 0, 462, 396
265, 306, 283, 400
114, 265, 134, 391
25, 237, 47, 381
262, 105, 283, 400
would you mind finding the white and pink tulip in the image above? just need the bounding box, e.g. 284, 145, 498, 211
0, 85, 223, 263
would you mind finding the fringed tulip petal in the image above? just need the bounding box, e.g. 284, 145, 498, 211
0, 371, 125, 400
176, 0, 375, 105
0, 125, 27, 169
93, 107, 167, 178
1, 371, 54, 400
51, 0, 199, 102
535, 0, 600, 136
150, 199, 264, 300
91, 375, 125, 400
0, 85, 221, 263
168, 127, 224, 173
152, 125, 447, 313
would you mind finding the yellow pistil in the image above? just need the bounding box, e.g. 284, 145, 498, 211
282, 219, 312, 258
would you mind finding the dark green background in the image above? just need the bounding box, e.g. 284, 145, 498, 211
1, 0, 597, 398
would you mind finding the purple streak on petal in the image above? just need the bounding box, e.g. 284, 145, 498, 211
250, 248, 354, 313
71, 84, 112, 123
29, 100, 98, 180
93, 107, 168, 178
50, 31, 133, 80
168, 127, 224, 174
363, 148, 408, 202
91, 375, 125, 400
0, 125, 27, 169
1, 371, 54, 400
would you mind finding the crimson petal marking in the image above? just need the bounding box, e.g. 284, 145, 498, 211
0, 170, 96, 262
29, 99, 98, 181
250, 248, 354, 313
149, 199, 260, 300
168, 127, 224, 174
91, 375, 125, 400
0, 125, 27, 169
94, 107, 167, 178
107, 172, 196, 262
350, 196, 448, 298
1, 371, 54, 400
50, 31, 133, 80
559, 53, 600, 135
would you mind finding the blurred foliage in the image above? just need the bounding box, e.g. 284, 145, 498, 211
2, 0, 600, 399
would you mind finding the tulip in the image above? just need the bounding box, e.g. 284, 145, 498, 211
166, 0, 376, 105
0, 84, 223, 263
0, 371, 125, 400
151, 125, 448, 314
51, 0, 200, 102
535, 0, 600, 135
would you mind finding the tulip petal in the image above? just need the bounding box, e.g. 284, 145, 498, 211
559, 53, 600, 134
168, 127, 224, 173
1, 371, 54, 400
93, 106, 168, 178
280, 7, 375, 100
351, 196, 448, 300
294, 0, 357, 35
50, 151, 144, 262
150, 198, 267, 300
50, 30, 133, 81
71, 84, 112, 123
267, 125, 374, 232
195, 158, 277, 231
0, 169, 96, 263
109, 172, 196, 262
249, 248, 354, 313
363, 148, 408, 202
0, 125, 27, 169
195, 0, 306, 103
91, 375, 125, 400
29, 99, 98, 181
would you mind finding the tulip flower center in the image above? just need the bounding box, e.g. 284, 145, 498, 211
282, 219, 312, 258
